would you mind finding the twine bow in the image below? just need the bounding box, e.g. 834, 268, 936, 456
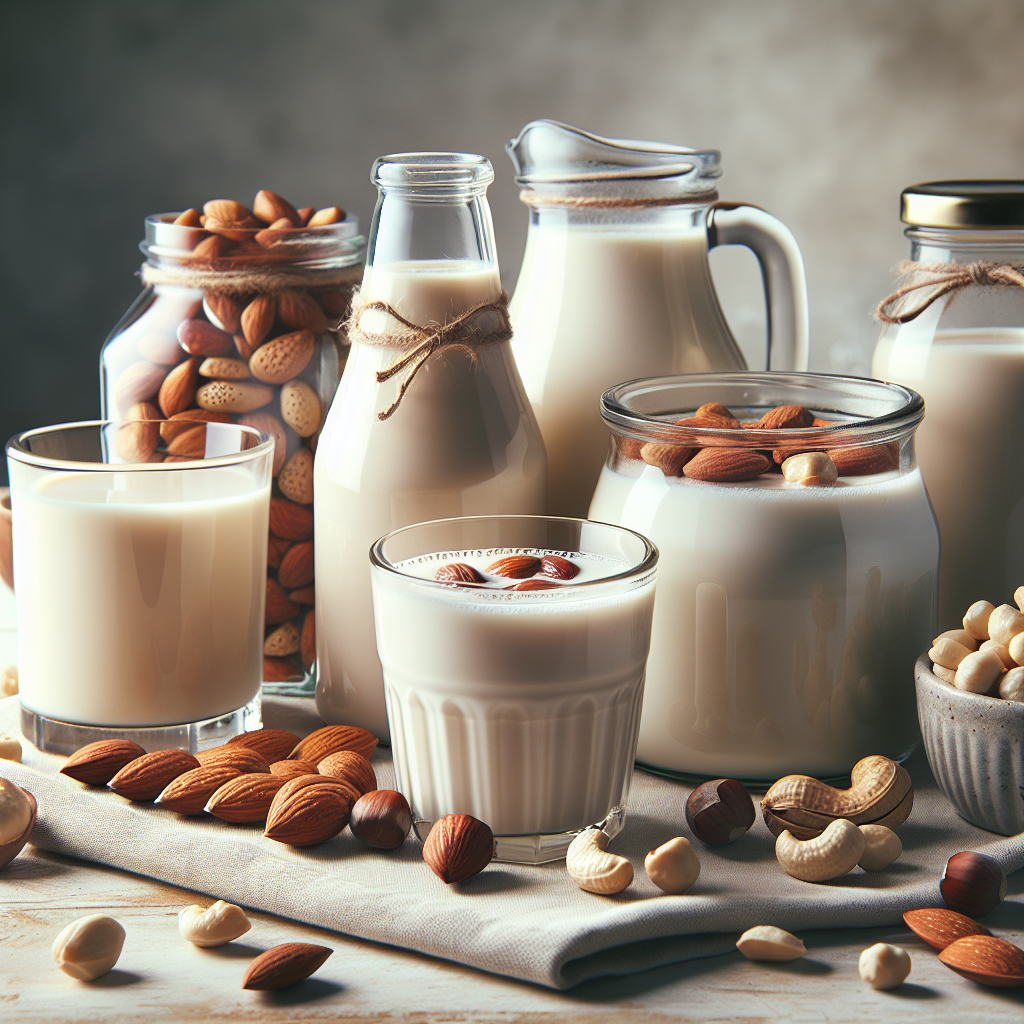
345, 290, 513, 420
876, 260, 1024, 324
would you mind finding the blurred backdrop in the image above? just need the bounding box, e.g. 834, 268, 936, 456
2, 0, 1022, 479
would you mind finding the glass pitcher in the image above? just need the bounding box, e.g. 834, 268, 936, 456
872, 181, 1024, 631
507, 119, 810, 517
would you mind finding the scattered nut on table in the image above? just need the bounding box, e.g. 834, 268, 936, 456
940, 851, 1007, 917
0, 734, 22, 762
0, 777, 33, 845
178, 900, 251, 947
52, 913, 126, 981
685, 777, 755, 846
775, 818, 865, 882
736, 925, 806, 961
566, 828, 633, 895
857, 824, 902, 871
645, 837, 700, 895
859, 942, 911, 989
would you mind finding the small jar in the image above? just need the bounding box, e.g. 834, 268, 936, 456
588, 372, 939, 783
872, 181, 1024, 630
99, 210, 365, 691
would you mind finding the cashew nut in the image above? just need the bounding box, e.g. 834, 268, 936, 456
781, 452, 838, 487
932, 664, 956, 685
775, 818, 865, 882
999, 667, 1024, 702
0, 734, 22, 763
929, 637, 972, 670
987, 603, 1024, 646
178, 900, 251, 947
645, 837, 700, 895
736, 925, 806, 961
1009, 631, 1024, 666
52, 913, 125, 981
1015, 586, 1024, 614
963, 600, 995, 641
954, 648, 1004, 694
859, 942, 911, 989
565, 828, 633, 894
858, 824, 902, 870
933, 629, 978, 651
0, 778, 32, 844
980, 638, 1015, 670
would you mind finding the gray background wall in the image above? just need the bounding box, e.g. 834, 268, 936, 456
2, 0, 1022, 479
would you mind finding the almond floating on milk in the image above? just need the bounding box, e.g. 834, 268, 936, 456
249, 330, 316, 384
683, 449, 772, 482
280, 379, 321, 436
196, 379, 275, 414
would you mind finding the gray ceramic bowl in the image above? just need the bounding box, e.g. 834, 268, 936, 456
916, 653, 1024, 835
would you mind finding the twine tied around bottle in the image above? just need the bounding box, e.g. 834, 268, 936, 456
345, 290, 513, 421
875, 260, 1024, 325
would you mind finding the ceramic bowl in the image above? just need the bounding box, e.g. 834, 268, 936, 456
0, 786, 36, 869
915, 653, 1024, 835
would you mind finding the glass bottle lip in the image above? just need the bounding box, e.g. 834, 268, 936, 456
600, 372, 925, 448
371, 153, 494, 197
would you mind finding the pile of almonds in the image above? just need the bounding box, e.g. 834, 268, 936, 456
107, 190, 357, 682
625, 402, 899, 484
435, 553, 580, 590
930, 589, 1024, 699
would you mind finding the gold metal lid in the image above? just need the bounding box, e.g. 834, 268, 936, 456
901, 181, 1024, 228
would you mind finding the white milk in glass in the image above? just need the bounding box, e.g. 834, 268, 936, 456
13, 468, 267, 727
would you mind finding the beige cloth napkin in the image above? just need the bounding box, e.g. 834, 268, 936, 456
2, 694, 1022, 990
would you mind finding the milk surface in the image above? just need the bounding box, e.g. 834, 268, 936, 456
12, 467, 268, 727
873, 328, 1024, 628
510, 224, 746, 517
315, 262, 547, 739
589, 463, 937, 779
372, 548, 654, 836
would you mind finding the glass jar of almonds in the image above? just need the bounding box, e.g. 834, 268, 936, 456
99, 192, 365, 693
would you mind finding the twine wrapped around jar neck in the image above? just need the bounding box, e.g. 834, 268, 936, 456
139, 261, 362, 299
876, 260, 1024, 324
345, 289, 513, 421
519, 190, 718, 209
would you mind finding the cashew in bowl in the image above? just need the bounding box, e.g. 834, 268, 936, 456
954, 649, 1004, 694
858, 824, 902, 870
775, 818, 865, 882
1009, 631, 1024, 666
645, 837, 700, 895
178, 900, 251, 947
934, 629, 977, 651
736, 925, 806, 961
932, 664, 956, 685
929, 637, 972, 671
963, 600, 995, 641
980, 639, 1015, 670
859, 942, 911, 989
987, 604, 1024, 646
566, 829, 633, 895
999, 667, 1024, 702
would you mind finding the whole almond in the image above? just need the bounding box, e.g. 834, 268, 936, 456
683, 449, 772, 482
291, 586, 315, 604
902, 908, 992, 950
539, 555, 580, 580
203, 199, 253, 225
307, 207, 344, 227
190, 234, 234, 261
640, 441, 694, 476
115, 403, 162, 463
241, 942, 333, 990
267, 533, 292, 569
203, 294, 242, 334
423, 814, 494, 883
159, 409, 230, 442
289, 725, 379, 764
278, 449, 313, 505
263, 655, 305, 683
199, 357, 251, 380
264, 775, 356, 846
511, 579, 559, 591
249, 330, 315, 385
227, 729, 300, 764
255, 221, 296, 248
317, 750, 376, 796
165, 424, 207, 460
195, 745, 270, 773
265, 621, 301, 657
296, 207, 315, 226
205, 773, 287, 822
266, 577, 301, 625
300, 609, 315, 669
173, 208, 202, 227
115, 361, 167, 413
156, 764, 241, 815
695, 402, 738, 424
234, 332, 255, 360
241, 295, 276, 348
61, 740, 147, 786
109, 750, 201, 801
278, 541, 314, 589
270, 497, 313, 541
278, 291, 330, 334
280, 380, 322, 437
177, 319, 233, 358
759, 405, 813, 430
158, 357, 201, 417
487, 555, 542, 579
827, 443, 899, 476
269, 758, 320, 781
938, 934, 1024, 987
435, 562, 485, 584
253, 190, 300, 227
137, 333, 185, 366
196, 380, 275, 414
239, 412, 288, 475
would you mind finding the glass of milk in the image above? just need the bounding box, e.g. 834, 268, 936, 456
6, 419, 274, 754
589, 372, 939, 785
369, 515, 657, 863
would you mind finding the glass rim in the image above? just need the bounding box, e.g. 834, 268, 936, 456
6, 420, 274, 473
372, 153, 494, 194
600, 372, 926, 448
369, 514, 658, 596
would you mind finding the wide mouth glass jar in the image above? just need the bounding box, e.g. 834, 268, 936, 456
589, 372, 938, 785
369, 515, 657, 863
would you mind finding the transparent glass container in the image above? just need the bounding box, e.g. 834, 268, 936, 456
314, 154, 547, 741
99, 211, 364, 693
588, 372, 939, 784
7, 420, 273, 754
872, 181, 1024, 631
370, 514, 657, 863
507, 119, 810, 517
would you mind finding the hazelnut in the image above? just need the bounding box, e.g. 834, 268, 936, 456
645, 836, 700, 895
685, 778, 755, 846
941, 851, 1007, 918
422, 814, 493, 884
349, 790, 412, 850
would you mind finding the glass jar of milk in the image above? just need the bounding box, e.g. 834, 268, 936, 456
872, 182, 1024, 632
314, 154, 547, 740
588, 372, 938, 783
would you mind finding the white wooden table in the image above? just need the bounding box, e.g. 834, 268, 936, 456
2, 586, 1023, 1021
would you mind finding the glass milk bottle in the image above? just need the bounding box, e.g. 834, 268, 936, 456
314, 153, 547, 740
507, 120, 810, 517
872, 182, 1024, 630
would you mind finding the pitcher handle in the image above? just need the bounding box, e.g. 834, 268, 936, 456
707, 202, 809, 372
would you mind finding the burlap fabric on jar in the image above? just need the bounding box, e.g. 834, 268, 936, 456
99, 201, 365, 693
